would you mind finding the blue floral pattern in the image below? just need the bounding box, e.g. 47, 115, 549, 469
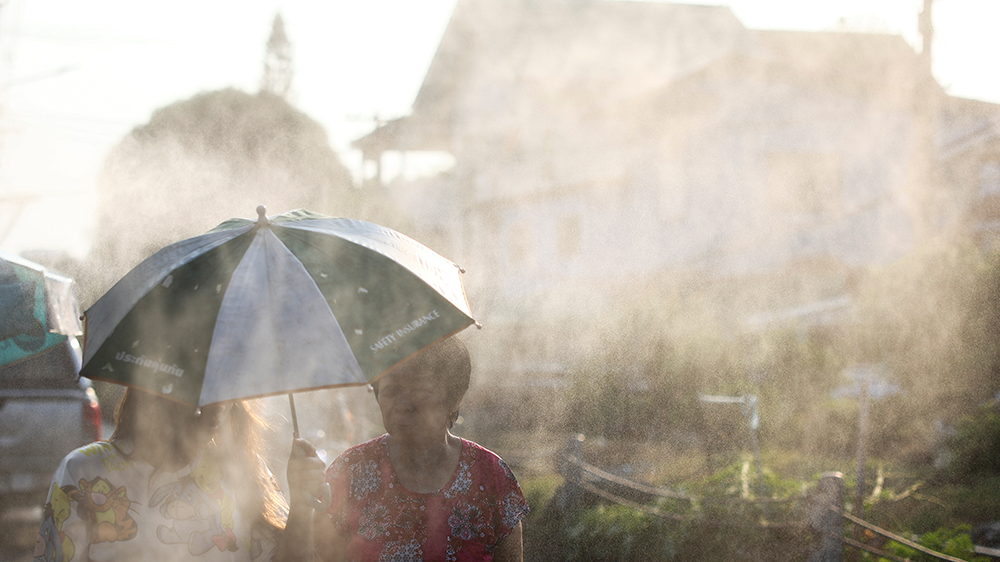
377, 539, 423, 562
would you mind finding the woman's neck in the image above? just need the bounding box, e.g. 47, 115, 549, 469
387, 432, 462, 493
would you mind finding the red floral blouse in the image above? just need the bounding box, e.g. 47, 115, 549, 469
325, 435, 530, 561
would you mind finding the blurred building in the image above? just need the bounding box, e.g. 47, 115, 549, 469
354, 0, 1000, 378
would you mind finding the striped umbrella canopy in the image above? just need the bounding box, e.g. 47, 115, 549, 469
80, 207, 477, 409
0, 250, 82, 370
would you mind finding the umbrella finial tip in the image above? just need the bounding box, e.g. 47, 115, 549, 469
256, 205, 269, 226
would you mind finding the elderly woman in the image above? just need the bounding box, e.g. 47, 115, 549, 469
316, 337, 530, 562
35, 388, 326, 562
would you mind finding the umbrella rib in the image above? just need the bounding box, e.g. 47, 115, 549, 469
275, 223, 473, 317
83, 226, 252, 364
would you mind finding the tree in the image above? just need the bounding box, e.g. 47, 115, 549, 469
261, 13, 293, 101
87, 88, 367, 306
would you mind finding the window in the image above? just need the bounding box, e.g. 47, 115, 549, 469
767, 152, 842, 216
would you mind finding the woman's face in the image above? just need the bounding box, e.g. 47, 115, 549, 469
376, 364, 455, 446
135, 392, 232, 455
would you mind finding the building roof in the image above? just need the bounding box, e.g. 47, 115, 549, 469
356, 0, 995, 165
354, 0, 747, 154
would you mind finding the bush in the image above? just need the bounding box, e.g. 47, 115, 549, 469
564, 504, 685, 562
942, 404, 1000, 481
870, 524, 989, 562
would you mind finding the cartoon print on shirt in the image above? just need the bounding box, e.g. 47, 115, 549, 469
65, 476, 138, 544
192, 456, 238, 552
33, 484, 76, 562
149, 457, 238, 555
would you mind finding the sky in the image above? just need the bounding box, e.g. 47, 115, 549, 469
0, 0, 997, 260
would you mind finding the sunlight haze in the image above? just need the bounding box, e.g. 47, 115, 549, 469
0, 0, 996, 259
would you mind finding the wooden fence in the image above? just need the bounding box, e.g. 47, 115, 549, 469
559, 439, 981, 561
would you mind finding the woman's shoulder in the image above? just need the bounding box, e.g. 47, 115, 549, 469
328, 434, 387, 470
51, 441, 136, 485
62, 441, 129, 468
462, 438, 503, 463
461, 439, 517, 478
347, 434, 387, 455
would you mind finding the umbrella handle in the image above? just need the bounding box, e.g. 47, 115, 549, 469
288, 393, 300, 439
310, 482, 332, 511
288, 393, 330, 510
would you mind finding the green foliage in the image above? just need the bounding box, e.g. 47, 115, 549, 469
552, 237, 1000, 467
850, 239, 1000, 434
562, 292, 734, 440
520, 474, 562, 522
943, 404, 1000, 481
565, 504, 684, 562
89, 88, 395, 307
871, 525, 989, 562
498, 238, 1000, 561
680, 458, 805, 524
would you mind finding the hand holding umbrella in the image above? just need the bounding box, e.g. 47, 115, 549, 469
287, 436, 328, 509
289, 394, 332, 509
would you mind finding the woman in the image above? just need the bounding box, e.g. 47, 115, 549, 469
34, 387, 326, 562
316, 337, 530, 562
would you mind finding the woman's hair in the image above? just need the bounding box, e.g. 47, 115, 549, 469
110, 388, 289, 529
372, 336, 471, 427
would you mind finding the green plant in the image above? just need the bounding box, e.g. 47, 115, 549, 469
943, 405, 1000, 481
871, 524, 989, 562
565, 504, 684, 562
520, 474, 563, 522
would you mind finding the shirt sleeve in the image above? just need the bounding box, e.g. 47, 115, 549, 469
491, 456, 531, 546
324, 452, 352, 536
36, 451, 90, 562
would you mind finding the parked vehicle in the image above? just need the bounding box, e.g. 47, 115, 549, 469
0, 337, 101, 513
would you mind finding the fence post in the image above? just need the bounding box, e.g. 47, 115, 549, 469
568, 434, 584, 477
557, 433, 586, 512
810, 471, 844, 562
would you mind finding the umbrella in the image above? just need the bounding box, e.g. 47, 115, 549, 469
79, 207, 478, 425
0, 250, 82, 369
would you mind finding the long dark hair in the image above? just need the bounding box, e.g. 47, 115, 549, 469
110, 388, 289, 529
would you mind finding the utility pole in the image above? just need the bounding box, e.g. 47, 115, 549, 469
850, 378, 870, 562
909, 0, 938, 243
699, 393, 768, 519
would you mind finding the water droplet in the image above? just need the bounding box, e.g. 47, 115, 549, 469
355, 329, 363, 335
162, 275, 173, 288
162, 383, 173, 394
358, 287, 368, 294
